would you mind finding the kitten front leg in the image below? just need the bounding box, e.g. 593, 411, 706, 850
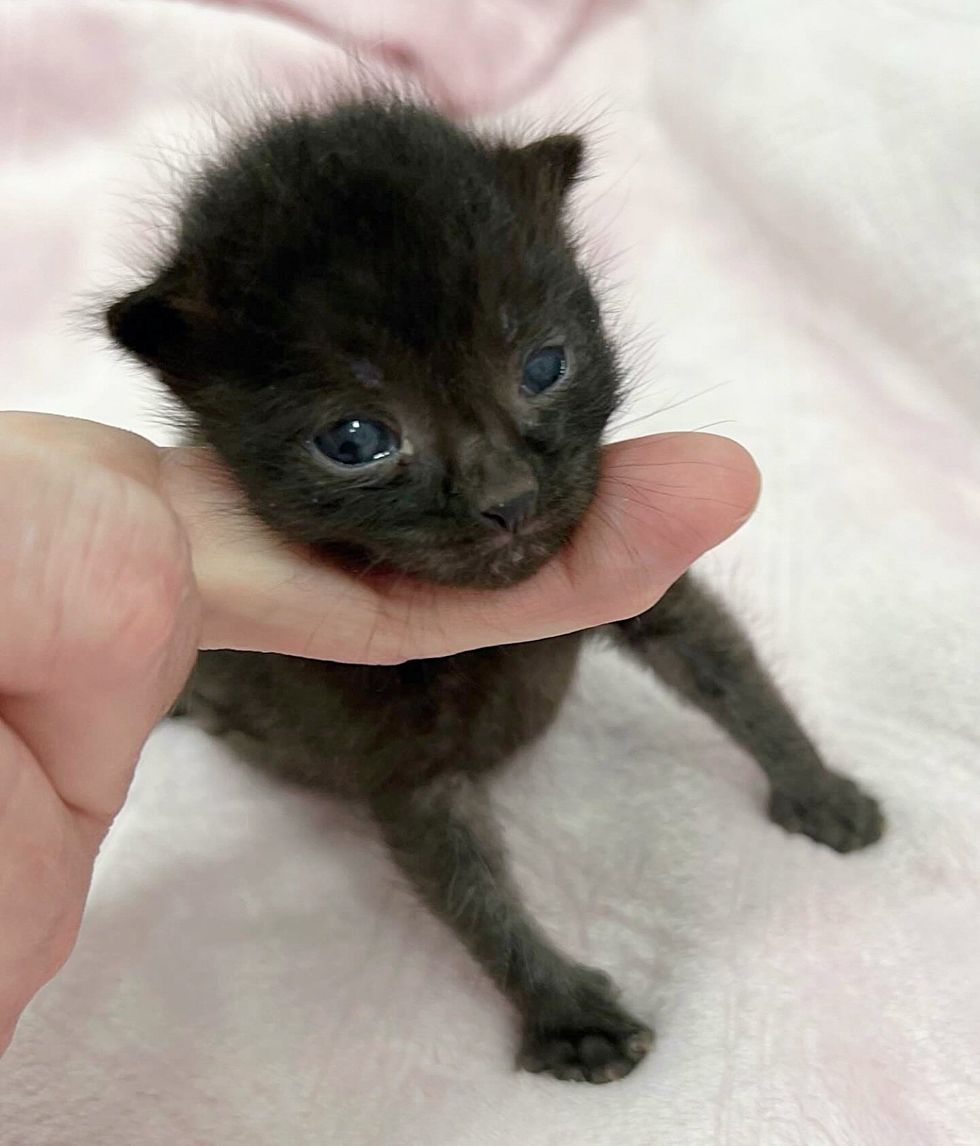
613, 574, 883, 852
370, 775, 653, 1083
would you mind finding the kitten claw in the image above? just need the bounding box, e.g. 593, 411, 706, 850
769, 773, 884, 852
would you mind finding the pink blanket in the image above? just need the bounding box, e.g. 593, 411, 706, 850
2, 3, 979, 1143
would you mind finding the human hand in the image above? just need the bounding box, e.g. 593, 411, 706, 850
0, 411, 758, 1050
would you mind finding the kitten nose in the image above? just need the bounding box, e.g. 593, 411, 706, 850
479, 490, 537, 534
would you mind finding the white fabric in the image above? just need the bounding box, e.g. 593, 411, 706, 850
2, 2, 979, 1143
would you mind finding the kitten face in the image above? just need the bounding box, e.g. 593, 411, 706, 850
108, 101, 621, 588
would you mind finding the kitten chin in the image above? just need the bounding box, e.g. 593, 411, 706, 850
392, 534, 562, 590
317, 519, 574, 590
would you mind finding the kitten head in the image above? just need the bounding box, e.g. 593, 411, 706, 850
108, 100, 621, 588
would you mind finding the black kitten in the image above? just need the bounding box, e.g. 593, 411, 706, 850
107, 98, 883, 1084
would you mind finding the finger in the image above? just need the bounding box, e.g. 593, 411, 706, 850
0, 411, 163, 487
0, 430, 201, 826
173, 432, 758, 664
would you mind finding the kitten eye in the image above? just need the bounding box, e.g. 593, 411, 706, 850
314, 418, 400, 466
521, 346, 567, 395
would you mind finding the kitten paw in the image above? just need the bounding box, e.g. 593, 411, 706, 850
769, 774, 884, 853
519, 971, 653, 1084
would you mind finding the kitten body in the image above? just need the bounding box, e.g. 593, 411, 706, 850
109, 99, 883, 1084
187, 636, 582, 798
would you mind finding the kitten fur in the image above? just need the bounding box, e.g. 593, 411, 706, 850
107, 98, 883, 1084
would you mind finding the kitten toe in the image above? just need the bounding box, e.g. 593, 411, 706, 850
769, 773, 884, 852
521, 1018, 653, 1084
520, 971, 653, 1084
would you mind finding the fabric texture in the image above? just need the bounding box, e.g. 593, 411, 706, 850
1, 2, 978, 1143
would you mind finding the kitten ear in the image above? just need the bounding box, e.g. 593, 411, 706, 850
495, 132, 585, 206
106, 269, 219, 390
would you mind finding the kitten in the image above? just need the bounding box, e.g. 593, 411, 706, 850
107, 98, 883, 1084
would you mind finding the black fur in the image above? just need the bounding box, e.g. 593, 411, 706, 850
108, 99, 883, 1084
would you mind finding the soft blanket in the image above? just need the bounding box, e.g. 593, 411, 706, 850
1, 2, 978, 1143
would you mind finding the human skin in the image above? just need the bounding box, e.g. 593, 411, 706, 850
0, 411, 758, 1052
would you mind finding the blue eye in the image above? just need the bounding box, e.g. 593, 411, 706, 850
522, 346, 568, 395
314, 419, 400, 466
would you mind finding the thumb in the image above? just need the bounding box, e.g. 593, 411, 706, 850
0, 423, 201, 827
